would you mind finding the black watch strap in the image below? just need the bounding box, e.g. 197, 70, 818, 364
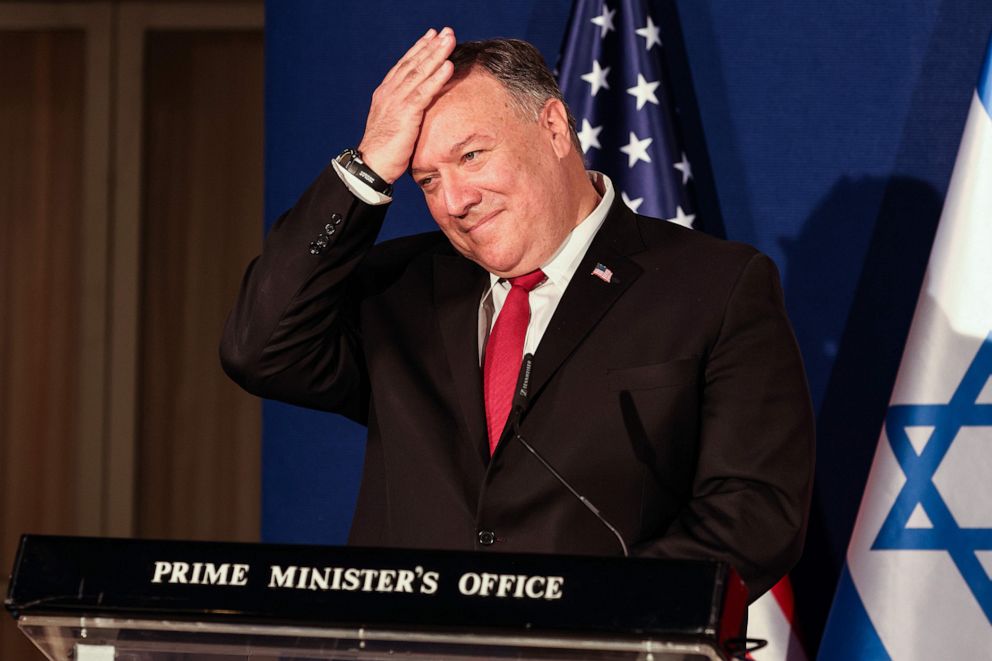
335, 148, 394, 196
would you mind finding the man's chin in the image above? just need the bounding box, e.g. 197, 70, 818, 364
481, 260, 540, 280
462, 252, 520, 278
451, 243, 541, 278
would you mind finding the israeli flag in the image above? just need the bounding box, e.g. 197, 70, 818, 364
819, 37, 992, 658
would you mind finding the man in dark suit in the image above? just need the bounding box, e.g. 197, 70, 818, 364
221, 29, 814, 600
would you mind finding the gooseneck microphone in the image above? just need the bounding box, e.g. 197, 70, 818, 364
504, 354, 629, 558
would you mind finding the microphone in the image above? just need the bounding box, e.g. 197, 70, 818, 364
507, 352, 535, 422
505, 354, 629, 557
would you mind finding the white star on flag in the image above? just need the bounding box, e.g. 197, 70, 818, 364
590, 3, 616, 38
673, 152, 693, 184
576, 118, 603, 153
626, 73, 660, 110
666, 205, 695, 228
635, 15, 662, 50
620, 131, 653, 168
621, 191, 644, 213
580, 60, 611, 96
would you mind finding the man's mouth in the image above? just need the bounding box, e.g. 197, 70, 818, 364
467, 210, 502, 233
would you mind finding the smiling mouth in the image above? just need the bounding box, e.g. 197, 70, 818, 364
467, 210, 501, 233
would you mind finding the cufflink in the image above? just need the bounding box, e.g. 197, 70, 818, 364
309, 213, 343, 255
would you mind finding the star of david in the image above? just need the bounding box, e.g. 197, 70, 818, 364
873, 331, 992, 624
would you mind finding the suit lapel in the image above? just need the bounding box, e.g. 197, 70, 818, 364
433, 253, 491, 464
431, 197, 645, 456
528, 198, 646, 401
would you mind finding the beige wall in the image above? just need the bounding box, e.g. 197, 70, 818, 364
0, 3, 264, 658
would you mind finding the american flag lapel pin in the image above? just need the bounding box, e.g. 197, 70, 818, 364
591, 262, 614, 283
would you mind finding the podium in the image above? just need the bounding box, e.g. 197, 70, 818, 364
6, 535, 748, 660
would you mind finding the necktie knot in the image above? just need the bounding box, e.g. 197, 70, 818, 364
509, 269, 545, 292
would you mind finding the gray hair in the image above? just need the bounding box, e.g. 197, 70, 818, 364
449, 39, 581, 150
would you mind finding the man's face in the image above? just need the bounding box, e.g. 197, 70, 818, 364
410, 70, 578, 278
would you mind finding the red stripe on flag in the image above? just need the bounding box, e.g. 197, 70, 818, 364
770, 576, 795, 622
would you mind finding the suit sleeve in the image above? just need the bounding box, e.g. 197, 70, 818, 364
219, 166, 389, 422
633, 252, 815, 601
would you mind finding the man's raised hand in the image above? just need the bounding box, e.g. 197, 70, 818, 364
358, 27, 456, 185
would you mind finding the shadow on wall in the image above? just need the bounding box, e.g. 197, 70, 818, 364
781, 175, 942, 649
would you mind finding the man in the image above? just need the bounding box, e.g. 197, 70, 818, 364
221, 28, 814, 600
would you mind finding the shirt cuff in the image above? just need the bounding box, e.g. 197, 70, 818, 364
331, 158, 393, 206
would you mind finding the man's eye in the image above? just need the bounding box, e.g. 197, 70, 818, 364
418, 176, 434, 188
463, 150, 479, 162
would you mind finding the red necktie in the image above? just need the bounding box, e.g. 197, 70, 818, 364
484, 269, 545, 454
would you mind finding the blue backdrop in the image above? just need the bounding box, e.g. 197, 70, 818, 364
262, 0, 992, 649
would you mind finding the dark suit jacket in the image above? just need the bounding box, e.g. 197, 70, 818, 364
221, 167, 815, 599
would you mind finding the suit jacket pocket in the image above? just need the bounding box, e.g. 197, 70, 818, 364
606, 358, 699, 392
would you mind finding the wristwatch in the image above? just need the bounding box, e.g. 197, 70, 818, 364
335, 148, 394, 196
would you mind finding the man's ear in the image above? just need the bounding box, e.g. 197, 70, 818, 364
540, 98, 575, 159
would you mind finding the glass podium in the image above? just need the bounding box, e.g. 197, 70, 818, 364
7, 536, 750, 660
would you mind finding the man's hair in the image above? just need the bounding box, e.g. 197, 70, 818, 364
449, 38, 581, 151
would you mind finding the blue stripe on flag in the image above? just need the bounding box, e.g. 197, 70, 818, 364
818, 565, 891, 660
979, 36, 992, 116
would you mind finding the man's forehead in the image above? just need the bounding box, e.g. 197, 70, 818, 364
440, 67, 504, 96
411, 73, 511, 170
428, 72, 511, 121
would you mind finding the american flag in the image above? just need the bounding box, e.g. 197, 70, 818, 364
557, 0, 697, 229
558, 4, 807, 658
591, 262, 614, 283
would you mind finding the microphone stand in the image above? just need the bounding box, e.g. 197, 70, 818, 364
504, 354, 629, 558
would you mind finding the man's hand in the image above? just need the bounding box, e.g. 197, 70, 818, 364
358, 27, 456, 184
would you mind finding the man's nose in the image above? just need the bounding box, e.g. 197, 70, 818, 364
441, 176, 482, 218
